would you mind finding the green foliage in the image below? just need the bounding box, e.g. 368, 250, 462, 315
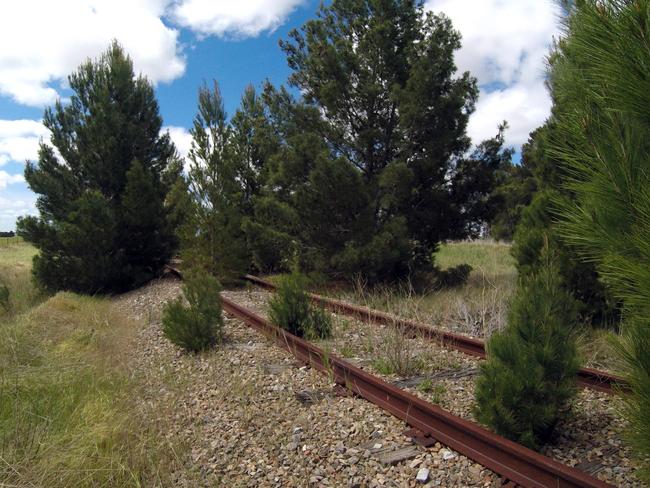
488, 155, 537, 241
182, 82, 278, 282
474, 253, 580, 450
16, 42, 178, 293
417, 378, 433, 393
512, 190, 615, 325
268, 272, 332, 339
546, 0, 650, 478
510, 127, 617, 326
243, 0, 510, 284
433, 263, 473, 289
162, 271, 223, 352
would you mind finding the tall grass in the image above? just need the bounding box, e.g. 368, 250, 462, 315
0, 240, 184, 486
0, 293, 184, 486
0, 240, 41, 316
342, 240, 516, 337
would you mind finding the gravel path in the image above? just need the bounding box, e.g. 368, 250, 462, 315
113, 278, 502, 487
224, 285, 644, 487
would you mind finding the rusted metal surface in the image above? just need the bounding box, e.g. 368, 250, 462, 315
243, 274, 628, 394
221, 294, 612, 488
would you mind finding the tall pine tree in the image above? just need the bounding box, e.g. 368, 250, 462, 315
17, 42, 179, 293
182, 82, 252, 282
245, 0, 508, 283
548, 0, 650, 478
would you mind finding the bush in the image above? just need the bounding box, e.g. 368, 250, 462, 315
162, 271, 223, 352
268, 272, 332, 339
474, 252, 580, 450
434, 263, 473, 289
512, 190, 616, 326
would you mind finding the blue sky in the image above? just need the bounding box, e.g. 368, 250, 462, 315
0, 0, 561, 231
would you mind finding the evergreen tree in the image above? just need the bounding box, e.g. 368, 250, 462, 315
246, 0, 506, 283
547, 0, 650, 478
183, 82, 259, 282
510, 123, 615, 325
17, 42, 178, 293
474, 248, 580, 450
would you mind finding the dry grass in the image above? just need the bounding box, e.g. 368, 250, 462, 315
340, 240, 516, 338
0, 240, 42, 316
0, 293, 185, 487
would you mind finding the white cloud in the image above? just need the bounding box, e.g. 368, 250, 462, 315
171, 0, 304, 38
0, 0, 185, 106
0, 120, 50, 166
0, 195, 37, 230
0, 171, 24, 189
468, 82, 552, 148
426, 0, 561, 147
165, 125, 193, 160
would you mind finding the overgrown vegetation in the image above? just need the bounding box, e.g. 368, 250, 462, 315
16, 42, 181, 294
268, 272, 332, 339
474, 250, 580, 450
0, 240, 41, 316
371, 324, 425, 377
162, 270, 224, 352
343, 241, 515, 338
546, 0, 650, 478
0, 292, 182, 486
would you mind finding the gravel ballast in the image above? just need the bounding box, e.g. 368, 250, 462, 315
113, 277, 643, 487
114, 278, 502, 487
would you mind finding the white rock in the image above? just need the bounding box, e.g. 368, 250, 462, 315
441, 449, 457, 461
416, 467, 430, 483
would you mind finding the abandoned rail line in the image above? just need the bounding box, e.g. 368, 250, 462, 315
219, 293, 611, 488
244, 274, 627, 394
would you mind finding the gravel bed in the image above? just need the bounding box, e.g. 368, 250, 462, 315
113, 278, 502, 487
229, 285, 644, 487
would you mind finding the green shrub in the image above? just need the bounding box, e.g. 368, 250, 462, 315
474, 253, 580, 450
162, 271, 223, 352
305, 305, 332, 340
434, 263, 473, 288
268, 272, 332, 339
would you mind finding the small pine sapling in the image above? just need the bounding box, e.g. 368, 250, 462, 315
474, 249, 581, 450
268, 271, 332, 339
162, 270, 223, 352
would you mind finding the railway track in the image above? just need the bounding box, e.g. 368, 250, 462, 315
244, 274, 627, 394
219, 293, 612, 488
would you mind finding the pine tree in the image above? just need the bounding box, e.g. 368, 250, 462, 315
17, 42, 178, 293
183, 82, 250, 282
245, 0, 506, 283
474, 248, 580, 450
510, 124, 616, 326
547, 0, 650, 478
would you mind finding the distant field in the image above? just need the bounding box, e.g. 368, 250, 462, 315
337, 240, 517, 338
436, 239, 516, 282
0, 239, 40, 315
0, 235, 23, 247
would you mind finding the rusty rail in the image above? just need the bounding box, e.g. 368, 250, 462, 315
220, 294, 611, 488
244, 274, 627, 394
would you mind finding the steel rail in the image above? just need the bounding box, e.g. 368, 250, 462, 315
220, 294, 612, 488
244, 274, 627, 394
